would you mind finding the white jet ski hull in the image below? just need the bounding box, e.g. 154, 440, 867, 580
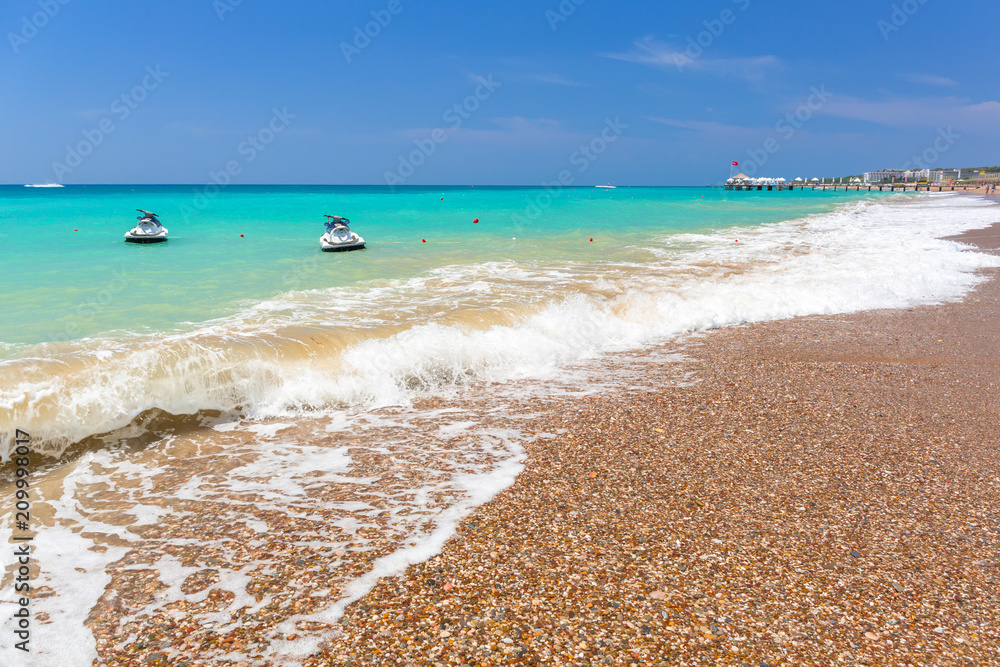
320, 229, 365, 252
125, 223, 168, 243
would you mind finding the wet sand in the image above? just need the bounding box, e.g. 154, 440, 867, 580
303, 224, 1000, 666
967, 185, 998, 197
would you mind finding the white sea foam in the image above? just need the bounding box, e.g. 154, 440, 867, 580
1, 194, 998, 459
1, 410, 528, 666
0, 453, 131, 665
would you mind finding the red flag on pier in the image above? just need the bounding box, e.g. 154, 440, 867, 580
732, 161, 739, 166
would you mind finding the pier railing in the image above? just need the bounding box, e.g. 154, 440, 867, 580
723, 183, 974, 192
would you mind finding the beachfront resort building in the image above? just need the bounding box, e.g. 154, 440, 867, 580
864, 169, 968, 184
933, 169, 962, 182
863, 169, 931, 184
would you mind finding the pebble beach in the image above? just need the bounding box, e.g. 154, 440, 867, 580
300, 224, 1000, 666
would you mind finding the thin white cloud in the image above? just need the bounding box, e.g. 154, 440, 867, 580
391, 117, 574, 147
76, 108, 110, 120
898, 73, 959, 87
490, 116, 563, 132
646, 116, 765, 142
345, 120, 556, 146
820, 95, 1000, 133
526, 73, 587, 87
603, 36, 781, 80
648, 117, 741, 132
164, 122, 229, 137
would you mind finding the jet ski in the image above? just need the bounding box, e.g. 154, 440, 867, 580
125, 210, 168, 243
320, 215, 365, 252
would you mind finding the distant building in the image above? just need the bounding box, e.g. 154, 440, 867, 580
863, 169, 930, 183
932, 170, 961, 182
864, 170, 902, 183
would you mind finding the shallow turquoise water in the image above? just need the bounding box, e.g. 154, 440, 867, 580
1, 185, 886, 346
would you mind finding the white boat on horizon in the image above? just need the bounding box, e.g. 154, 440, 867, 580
595, 185, 616, 189
24, 183, 64, 188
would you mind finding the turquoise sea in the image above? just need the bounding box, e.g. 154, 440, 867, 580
2, 185, 882, 347
2, 184, 1000, 665
4, 184, 1000, 460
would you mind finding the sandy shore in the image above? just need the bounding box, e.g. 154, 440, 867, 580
300, 224, 1000, 666
967, 185, 998, 197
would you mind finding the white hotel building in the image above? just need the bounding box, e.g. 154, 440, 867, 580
863, 169, 931, 184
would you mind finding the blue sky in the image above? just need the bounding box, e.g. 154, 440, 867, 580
2, 0, 997, 185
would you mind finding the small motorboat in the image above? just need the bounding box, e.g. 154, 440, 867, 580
125, 210, 168, 243
320, 215, 365, 252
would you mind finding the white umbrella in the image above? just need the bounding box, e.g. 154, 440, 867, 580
777, 178, 786, 182
811, 178, 820, 182
794, 177, 803, 182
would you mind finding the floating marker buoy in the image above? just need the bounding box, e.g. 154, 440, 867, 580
422, 239, 426, 243
473, 218, 479, 224
441, 197, 444, 200
240, 234, 244, 237
735, 239, 739, 243
73, 228, 78, 231
590, 237, 593, 242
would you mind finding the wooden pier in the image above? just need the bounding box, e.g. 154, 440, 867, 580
723, 183, 969, 192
